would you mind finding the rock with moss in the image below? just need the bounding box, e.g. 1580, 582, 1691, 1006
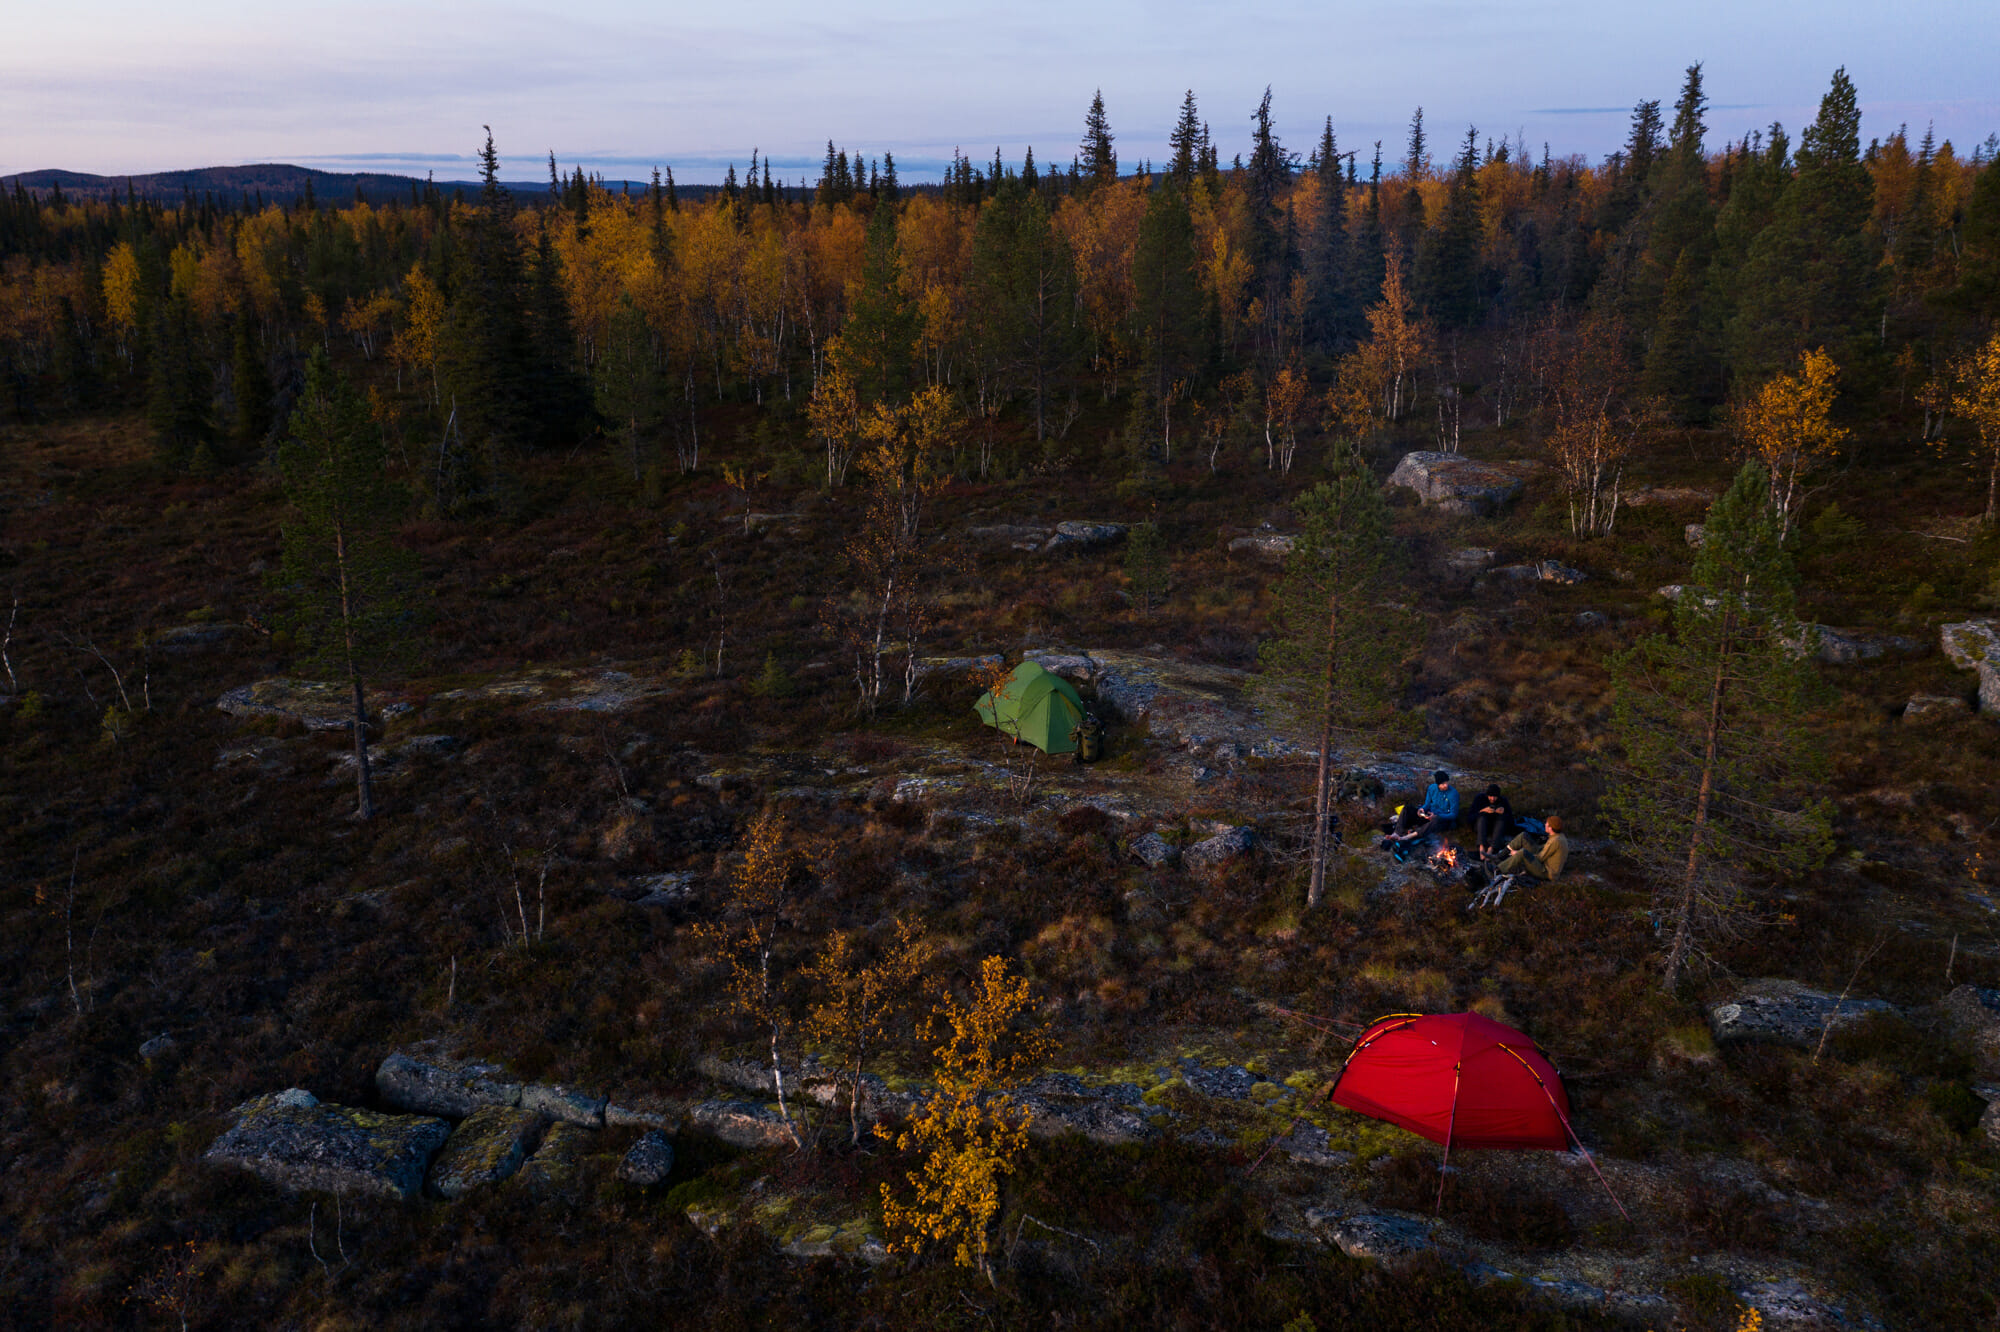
616, 1130, 675, 1186
1386, 452, 1528, 517
376, 1051, 522, 1118
204, 1089, 451, 1202
427, 1105, 544, 1199
1304, 1209, 1434, 1269
1941, 620, 2000, 715
522, 1082, 608, 1128
1707, 980, 1895, 1050
515, 1120, 593, 1194
1183, 827, 1256, 873
688, 1100, 799, 1149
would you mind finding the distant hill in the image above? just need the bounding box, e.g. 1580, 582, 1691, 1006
2, 163, 723, 206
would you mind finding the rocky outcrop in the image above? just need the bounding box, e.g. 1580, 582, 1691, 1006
1485, 560, 1587, 586
1228, 531, 1297, 562
1939, 985, 2000, 1077
1183, 826, 1257, 872
516, 1121, 592, 1194
217, 679, 373, 731
523, 1083, 607, 1129
1787, 626, 1927, 666
617, 1130, 676, 1185
1443, 547, 1496, 576
427, 1105, 543, 1199
1941, 619, 2000, 714
376, 1052, 522, 1118
205, 1089, 451, 1202
1303, 1209, 1435, 1269
1387, 452, 1529, 517
1708, 980, 1895, 1051
688, 1100, 800, 1149
1904, 694, 1970, 723
1017, 1088, 1155, 1146
1042, 520, 1128, 553
1128, 831, 1178, 868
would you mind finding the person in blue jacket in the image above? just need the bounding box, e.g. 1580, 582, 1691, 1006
1387, 771, 1458, 846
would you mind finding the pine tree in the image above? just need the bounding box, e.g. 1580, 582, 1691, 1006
1260, 445, 1414, 909
1080, 91, 1117, 188
275, 349, 419, 822
1601, 462, 1832, 991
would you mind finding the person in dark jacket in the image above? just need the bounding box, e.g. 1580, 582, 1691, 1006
1472, 784, 1514, 860
1389, 771, 1459, 844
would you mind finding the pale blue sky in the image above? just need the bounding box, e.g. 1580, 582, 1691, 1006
5, 0, 1995, 182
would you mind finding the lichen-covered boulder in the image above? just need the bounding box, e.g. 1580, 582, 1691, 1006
1940, 620, 2000, 715
523, 1082, 607, 1128
617, 1130, 675, 1186
1387, 452, 1528, 517
1042, 520, 1127, 553
1129, 832, 1178, 868
1303, 1209, 1435, 1268
204, 1089, 450, 1201
1228, 532, 1297, 562
375, 1051, 521, 1118
688, 1100, 799, 1149
1444, 547, 1496, 576
1183, 826, 1256, 872
516, 1120, 593, 1194
1904, 694, 1970, 723
427, 1105, 544, 1199
1708, 980, 1895, 1050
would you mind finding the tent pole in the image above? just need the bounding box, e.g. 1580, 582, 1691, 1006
1436, 1060, 1462, 1214
1536, 1083, 1631, 1224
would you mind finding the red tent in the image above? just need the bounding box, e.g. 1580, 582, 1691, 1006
1329, 1012, 1626, 1217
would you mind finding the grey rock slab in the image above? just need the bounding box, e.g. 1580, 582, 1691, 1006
1736, 1277, 1850, 1327
217, 679, 364, 731
1939, 985, 2000, 1078
1486, 560, 1586, 585
1940, 619, 2000, 671
688, 1099, 800, 1149
1708, 980, 1896, 1051
1792, 626, 1928, 666
515, 1120, 592, 1194
1183, 826, 1257, 872
522, 1082, 607, 1128
1444, 547, 1497, 575
375, 1051, 522, 1118
623, 871, 697, 906
154, 622, 254, 653
1304, 1209, 1435, 1267
1178, 1060, 1257, 1100
1129, 831, 1179, 868
605, 1100, 675, 1130
427, 1105, 544, 1199
1271, 1121, 1353, 1168
1042, 520, 1127, 553
1904, 694, 1970, 723
1228, 532, 1297, 561
205, 1089, 450, 1202
1622, 485, 1716, 507
1018, 1094, 1155, 1145
617, 1130, 675, 1186
1020, 650, 1096, 683
1386, 452, 1529, 516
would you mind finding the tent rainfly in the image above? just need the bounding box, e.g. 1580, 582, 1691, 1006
975, 660, 1085, 755
1328, 1012, 1627, 1217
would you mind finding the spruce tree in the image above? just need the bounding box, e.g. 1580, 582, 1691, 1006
1303, 118, 1353, 349
1726, 70, 1882, 385
275, 349, 419, 821
1417, 126, 1484, 325
438, 127, 535, 488
841, 203, 919, 406
1259, 444, 1414, 908
1131, 177, 1201, 451
527, 222, 592, 447
1168, 90, 1203, 188
1601, 462, 1832, 991
231, 317, 274, 457
969, 182, 1082, 439
1080, 91, 1117, 188
146, 295, 212, 470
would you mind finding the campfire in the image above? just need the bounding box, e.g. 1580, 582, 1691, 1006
1428, 846, 1460, 874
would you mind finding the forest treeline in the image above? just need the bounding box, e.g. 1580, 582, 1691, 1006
2, 69, 1997, 503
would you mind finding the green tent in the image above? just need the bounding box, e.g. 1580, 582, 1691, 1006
975, 660, 1086, 755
